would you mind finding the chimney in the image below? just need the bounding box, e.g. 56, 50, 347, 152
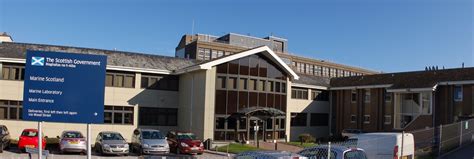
0, 32, 13, 43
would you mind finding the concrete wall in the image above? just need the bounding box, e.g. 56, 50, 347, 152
178, 68, 216, 140
0, 72, 179, 142
287, 84, 330, 141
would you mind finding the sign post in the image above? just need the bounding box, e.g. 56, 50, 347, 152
23, 51, 107, 159
38, 122, 42, 159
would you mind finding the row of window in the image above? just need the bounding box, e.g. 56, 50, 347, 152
350, 89, 393, 103
217, 75, 286, 93
0, 100, 23, 120
216, 55, 287, 80
141, 74, 179, 91
291, 88, 329, 101
292, 61, 364, 78
290, 113, 329, 127
1, 64, 25, 81
197, 47, 232, 61
350, 114, 392, 125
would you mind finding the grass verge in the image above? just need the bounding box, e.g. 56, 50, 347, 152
216, 143, 264, 154
284, 142, 317, 148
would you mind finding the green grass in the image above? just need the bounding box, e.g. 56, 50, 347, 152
285, 142, 317, 148
216, 143, 264, 154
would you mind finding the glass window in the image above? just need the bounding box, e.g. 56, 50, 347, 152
215, 117, 226, 129
204, 48, 211, 60
217, 76, 226, 89
281, 83, 286, 93
292, 88, 308, 100
197, 48, 205, 60
310, 113, 329, 126
364, 89, 371, 103
351, 115, 356, 123
239, 78, 247, 90
385, 92, 392, 102
1, 64, 25, 81
267, 81, 274, 92
291, 113, 307, 126
351, 90, 357, 102
139, 107, 177, 126
454, 85, 463, 102
105, 106, 134, 125
228, 77, 237, 89
0, 100, 22, 120
124, 76, 134, 88
364, 115, 370, 124
249, 79, 257, 90
1, 67, 9, 80
275, 82, 281, 93
422, 92, 431, 114
258, 80, 265, 91
384, 115, 391, 125
106, 71, 135, 88
211, 50, 218, 59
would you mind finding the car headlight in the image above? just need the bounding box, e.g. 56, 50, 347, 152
103, 144, 110, 148
124, 144, 129, 148
143, 144, 149, 148
180, 142, 189, 147
200, 143, 204, 147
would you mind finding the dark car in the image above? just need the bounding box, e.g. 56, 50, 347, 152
166, 131, 203, 155
0, 125, 11, 153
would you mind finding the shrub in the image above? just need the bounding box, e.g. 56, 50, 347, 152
298, 133, 315, 143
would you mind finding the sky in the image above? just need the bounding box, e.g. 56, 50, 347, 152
0, 0, 472, 73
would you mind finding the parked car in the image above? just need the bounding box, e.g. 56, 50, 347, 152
298, 145, 367, 159
349, 132, 414, 159
166, 131, 203, 155
0, 125, 11, 153
59, 130, 86, 154
94, 131, 129, 156
18, 129, 46, 152
341, 129, 365, 140
236, 150, 308, 159
131, 129, 169, 155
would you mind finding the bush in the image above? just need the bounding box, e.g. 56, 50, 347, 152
298, 133, 315, 143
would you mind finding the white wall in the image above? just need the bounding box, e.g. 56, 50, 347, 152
287, 86, 330, 141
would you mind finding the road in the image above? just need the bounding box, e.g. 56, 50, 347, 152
0, 148, 229, 159
440, 143, 474, 159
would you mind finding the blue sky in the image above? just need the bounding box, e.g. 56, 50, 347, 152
0, 0, 472, 72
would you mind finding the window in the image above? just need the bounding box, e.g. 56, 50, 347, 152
141, 74, 179, 91
267, 81, 274, 92
0, 100, 22, 120
217, 76, 226, 89
275, 82, 281, 93
385, 92, 392, 102
364, 89, 371, 103
454, 85, 463, 102
314, 65, 321, 76
291, 113, 307, 126
204, 48, 211, 60
421, 92, 431, 114
1, 64, 25, 81
228, 77, 237, 89
281, 83, 286, 93
249, 79, 257, 90
351, 90, 357, 103
106, 71, 135, 88
139, 107, 177, 126
197, 48, 205, 60
314, 90, 329, 101
239, 78, 247, 90
258, 80, 265, 91
384, 115, 392, 125
310, 113, 329, 126
364, 115, 370, 124
322, 67, 329, 77
104, 106, 134, 125
350, 115, 356, 123
211, 50, 218, 59
292, 88, 308, 100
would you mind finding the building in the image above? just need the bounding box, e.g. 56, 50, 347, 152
0, 40, 333, 142
330, 68, 474, 136
175, 33, 377, 78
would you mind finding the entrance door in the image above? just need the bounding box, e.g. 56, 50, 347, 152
249, 119, 264, 141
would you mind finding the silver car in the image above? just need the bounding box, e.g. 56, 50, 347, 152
131, 129, 169, 155
59, 131, 86, 154
95, 131, 129, 156
298, 145, 368, 159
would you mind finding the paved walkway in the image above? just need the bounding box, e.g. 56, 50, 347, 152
249, 142, 303, 153
440, 143, 474, 159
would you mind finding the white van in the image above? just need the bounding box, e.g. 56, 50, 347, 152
349, 132, 414, 159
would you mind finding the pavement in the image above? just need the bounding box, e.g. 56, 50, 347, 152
440, 143, 474, 159
0, 147, 230, 159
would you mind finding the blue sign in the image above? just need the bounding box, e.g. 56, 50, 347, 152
23, 51, 107, 124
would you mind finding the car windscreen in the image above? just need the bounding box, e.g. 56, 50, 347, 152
102, 133, 124, 140
142, 131, 165, 139
344, 150, 368, 159
22, 130, 38, 137
63, 132, 84, 138
177, 133, 196, 140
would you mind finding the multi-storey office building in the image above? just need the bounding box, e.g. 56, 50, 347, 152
0, 40, 332, 142
330, 68, 474, 135
175, 33, 377, 78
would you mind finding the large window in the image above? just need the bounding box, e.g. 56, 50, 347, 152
311, 90, 329, 101
104, 106, 134, 125
364, 89, 371, 103
454, 85, 463, 102
1, 63, 25, 81
0, 100, 22, 120
139, 107, 177, 126
106, 71, 135, 88
351, 90, 357, 103
291, 113, 307, 126
310, 113, 329, 126
292, 88, 308, 100
394, 92, 432, 128
141, 74, 179, 91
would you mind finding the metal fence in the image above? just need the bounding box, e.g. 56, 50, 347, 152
408, 118, 474, 158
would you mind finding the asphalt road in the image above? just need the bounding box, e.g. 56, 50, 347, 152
440, 143, 474, 159
0, 147, 229, 159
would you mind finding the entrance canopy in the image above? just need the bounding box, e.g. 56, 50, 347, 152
229, 107, 286, 119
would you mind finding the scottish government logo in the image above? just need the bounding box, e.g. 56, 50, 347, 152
31, 56, 45, 66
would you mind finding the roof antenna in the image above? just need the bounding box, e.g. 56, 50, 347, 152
191, 19, 195, 35
462, 62, 465, 68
